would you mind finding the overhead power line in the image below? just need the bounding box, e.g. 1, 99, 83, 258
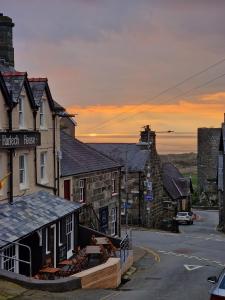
86, 57, 225, 132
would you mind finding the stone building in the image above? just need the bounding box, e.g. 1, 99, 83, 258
197, 128, 221, 206
218, 115, 225, 230
89, 125, 165, 228
60, 131, 121, 236
162, 163, 192, 212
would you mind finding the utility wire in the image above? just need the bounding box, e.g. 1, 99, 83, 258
87, 71, 225, 131
116, 72, 225, 124
86, 57, 225, 132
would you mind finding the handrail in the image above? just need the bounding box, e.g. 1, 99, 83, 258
0, 239, 32, 277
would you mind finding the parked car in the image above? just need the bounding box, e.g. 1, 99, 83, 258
175, 212, 193, 225
208, 269, 225, 299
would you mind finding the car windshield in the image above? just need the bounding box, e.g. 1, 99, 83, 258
219, 275, 225, 289
177, 212, 188, 216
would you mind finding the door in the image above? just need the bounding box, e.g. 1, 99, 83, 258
49, 225, 56, 267
64, 180, 71, 200
66, 214, 74, 258
99, 206, 109, 233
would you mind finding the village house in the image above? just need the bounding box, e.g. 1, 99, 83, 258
59, 130, 122, 236
218, 114, 225, 231
162, 162, 192, 213
89, 125, 165, 228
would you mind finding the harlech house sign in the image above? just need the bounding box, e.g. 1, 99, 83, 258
0, 132, 41, 148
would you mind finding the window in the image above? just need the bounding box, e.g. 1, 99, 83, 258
1, 244, 18, 273
79, 179, 85, 202
111, 207, 117, 236
112, 172, 117, 194
40, 152, 47, 182
19, 154, 28, 188
39, 100, 45, 129
18, 96, 24, 128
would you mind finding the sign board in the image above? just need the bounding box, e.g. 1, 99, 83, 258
121, 202, 132, 209
144, 192, 154, 202
0, 131, 41, 149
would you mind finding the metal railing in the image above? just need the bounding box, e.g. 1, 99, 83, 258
0, 239, 32, 277
119, 231, 131, 264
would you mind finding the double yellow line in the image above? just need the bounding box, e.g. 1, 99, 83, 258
140, 246, 161, 262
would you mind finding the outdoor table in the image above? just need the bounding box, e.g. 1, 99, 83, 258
95, 237, 110, 245
39, 267, 60, 280
85, 245, 101, 254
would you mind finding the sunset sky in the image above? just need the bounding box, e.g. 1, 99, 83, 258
1, 0, 225, 153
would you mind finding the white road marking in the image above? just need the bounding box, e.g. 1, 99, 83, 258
184, 264, 203, 271
157, 249, 225, 267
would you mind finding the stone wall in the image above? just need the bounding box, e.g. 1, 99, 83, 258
72, 169, 120, 236
197, 128, 221, 205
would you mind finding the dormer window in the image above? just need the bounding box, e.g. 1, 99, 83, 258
18, 96, 24, 128
39, 100, 45, 129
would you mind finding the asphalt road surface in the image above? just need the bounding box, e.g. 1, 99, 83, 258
14, 210, 223, 300
111, 210, 224, 300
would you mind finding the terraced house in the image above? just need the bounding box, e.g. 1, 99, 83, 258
0, 13, 83, 276
0, 14, 123, 278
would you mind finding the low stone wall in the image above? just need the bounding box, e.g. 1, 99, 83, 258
73, 258, 121, 289
0, 268, 81, 292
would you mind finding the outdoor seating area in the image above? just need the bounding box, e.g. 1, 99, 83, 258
34, 236, 118, 280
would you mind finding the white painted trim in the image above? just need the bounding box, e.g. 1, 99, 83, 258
66, 214, 74, 259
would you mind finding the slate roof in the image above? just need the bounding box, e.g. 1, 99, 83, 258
29, 79, 47, 106
88, 143, 149, 172
162, 162, 190, 200
0, 190, 81, 247
2, 72, 26, 103
61, 132, 121, 177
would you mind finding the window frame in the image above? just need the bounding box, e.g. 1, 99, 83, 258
112, 172, 117, 194
79, 179, 85, 202
40, 152, 48, 183
39, 99, 46, 129
19, 154, 28, 189
18, 96, 25, 129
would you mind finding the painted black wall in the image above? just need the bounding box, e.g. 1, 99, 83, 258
19, 232, 42, 276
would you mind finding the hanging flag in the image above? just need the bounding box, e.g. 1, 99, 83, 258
0, 173, 10, 190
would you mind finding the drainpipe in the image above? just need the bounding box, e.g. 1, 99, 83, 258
52, 114, 56, 195
118, 167, 122, 237
7, 106, 13, 205
138, 171, 141, 226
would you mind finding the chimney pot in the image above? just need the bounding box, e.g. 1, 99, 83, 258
0, 13, 15, 67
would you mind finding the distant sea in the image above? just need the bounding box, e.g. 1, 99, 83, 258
77, 132, 197, 154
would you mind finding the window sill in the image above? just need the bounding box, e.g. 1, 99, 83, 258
19, 185, 29, 191
112, 192, 118, 197
40, 179, 49, 185
39, 127, 48, 131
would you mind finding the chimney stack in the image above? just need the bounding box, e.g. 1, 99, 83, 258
0, 13, 14, 67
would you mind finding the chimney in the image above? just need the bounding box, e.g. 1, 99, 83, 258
137, 125, 156, 152
0, 13, 14, 67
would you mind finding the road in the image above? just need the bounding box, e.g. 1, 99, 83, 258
111, 210, 224, 300
11, 210, 224, 300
